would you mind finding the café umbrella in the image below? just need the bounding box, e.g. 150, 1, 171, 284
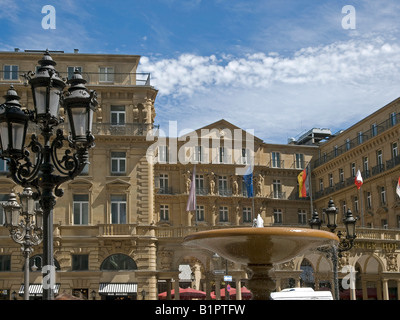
158, 287, 206, 300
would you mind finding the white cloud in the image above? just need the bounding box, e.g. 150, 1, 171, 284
139, 36, 400, 143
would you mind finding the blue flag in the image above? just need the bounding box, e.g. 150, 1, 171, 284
243, 166, 253, 198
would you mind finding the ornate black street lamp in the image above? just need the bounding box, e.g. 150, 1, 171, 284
309, 198, 358, 300
3, 188, 43, 300
309, 198, 357, 255
0, 50, 97, 300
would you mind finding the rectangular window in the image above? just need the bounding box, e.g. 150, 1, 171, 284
367, 192, 372, 209
358, 131, 363, 144
273, 209, 283, 224
219, 147, 228, 163
195, 174, 205, 195
392, 142, 398, 158
159, 173, 169, 193
72, 254, 89, 271
194, 146, 203, 163
111, 152, 126, 174
377, 150, 383, 166
111, 194, 126, 224
111, 105, 125, 125
160, 204, 169, 221
158, 145, 169, 163
381, 187, 386, 204
351, 163, 356, 177
240, 148, 251, 165
0, 255, 11, 271
99, 67, 114, 82
243, 207, 252, 223
73, 194, 89, 225
196, 205, 204, 221
354, 196, 359, 213
3, 65, 18, 80
295, 153, 304, 169
219, 206, 228, 222
346, 138, 351, 151
339, 168, 344, 183
390, 112, 397, 126
363, 157, 369, 177
67, 66, 82, 79
271, 152, 281, 168
329, 174, 333, 187
319, 179, 323, 191
218, 176, 228, 195
371, 123, 377, 137
298, 210, 307, 224
273, 180, 282, 199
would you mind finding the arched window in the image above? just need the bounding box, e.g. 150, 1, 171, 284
100, 254, 137, 271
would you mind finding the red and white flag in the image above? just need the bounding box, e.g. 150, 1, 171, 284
355, 170, 363, 190
396, 176, 400, 198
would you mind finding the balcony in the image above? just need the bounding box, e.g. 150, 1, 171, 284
27, 122, 159, 137
313, 113, 400, 168
0, 71, 152, 87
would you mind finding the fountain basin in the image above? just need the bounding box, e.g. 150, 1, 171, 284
184, 227, 339, 265
184, 227, 339, 300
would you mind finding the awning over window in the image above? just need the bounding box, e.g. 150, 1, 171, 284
19, 284, 60, 296
99, 283, 137, 296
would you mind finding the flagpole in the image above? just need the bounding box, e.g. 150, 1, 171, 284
359, 186, 364, 227
307, 163, 314, 217
252, 189, 255, 222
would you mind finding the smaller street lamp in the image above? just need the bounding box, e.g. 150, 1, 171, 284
3, 188, 43, 300
309, 198, 358, 300
309, 198, 357, 255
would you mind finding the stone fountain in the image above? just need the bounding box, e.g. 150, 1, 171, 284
184, 215, 339, 300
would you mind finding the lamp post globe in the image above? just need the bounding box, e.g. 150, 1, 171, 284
0, 86, 29, 159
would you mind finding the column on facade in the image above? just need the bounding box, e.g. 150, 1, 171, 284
204, 273, 212, 300
215, 279, 221, 300
275, 278, 281, 292
166, 279, 172, 300
362, 279, 368, 300
174, 278, 180, 300
350, 285, 356, 300
382, 279, 389, 300
397, 280, 400, 300
236, 278, 242, 300
378, 280, 383, 300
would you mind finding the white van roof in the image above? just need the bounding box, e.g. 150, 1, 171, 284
270, 288, 333, 300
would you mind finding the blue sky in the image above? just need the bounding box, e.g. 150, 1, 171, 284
1, 0, 400, 143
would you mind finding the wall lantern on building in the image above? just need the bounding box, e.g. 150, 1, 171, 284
0, 50, 97, 300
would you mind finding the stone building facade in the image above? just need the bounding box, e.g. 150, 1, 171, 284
0, 50, 399, 300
